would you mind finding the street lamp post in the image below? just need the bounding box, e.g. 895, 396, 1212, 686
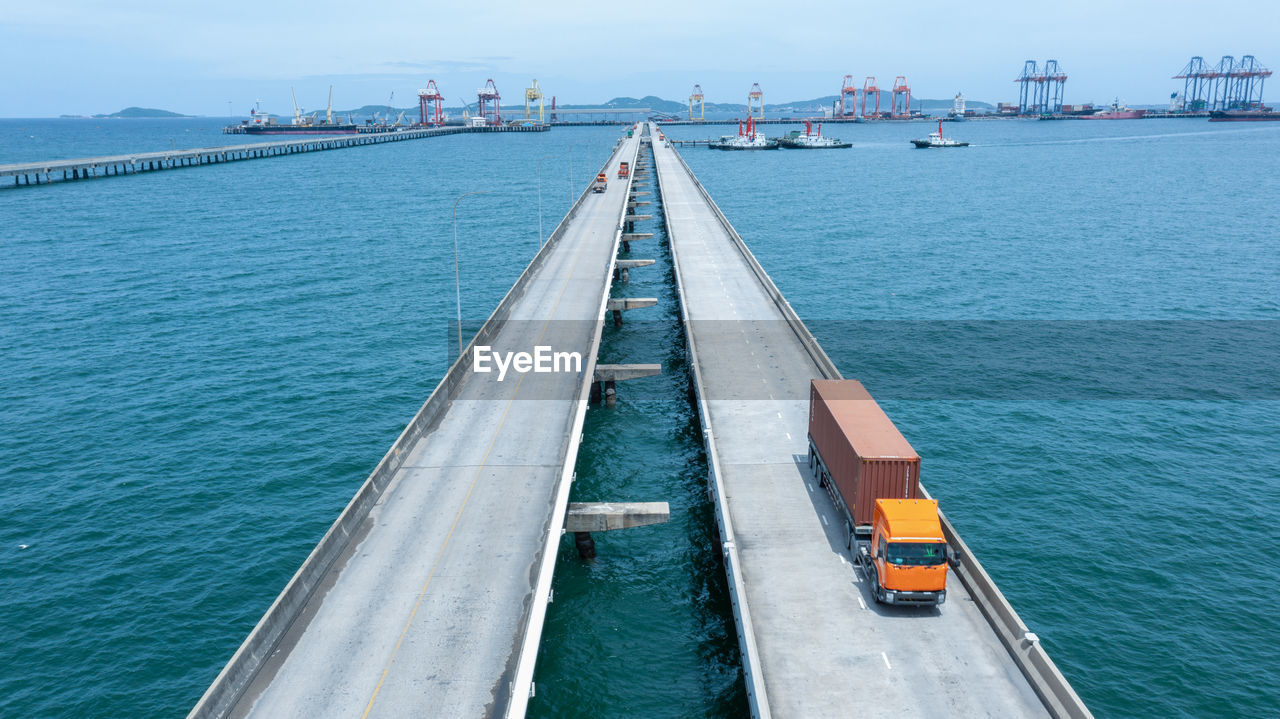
536, 154, 557, 248
452, 191, 490, 358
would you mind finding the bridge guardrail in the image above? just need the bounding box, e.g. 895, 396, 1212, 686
664, 136, 1092, 719
653, 126, 772, 719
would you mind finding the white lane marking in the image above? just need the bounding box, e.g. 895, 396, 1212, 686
882, 652, 892, 670
821, 515, 829, 526
776, 412, 782, 418
805, 482, 813, 493
858, 596, 867, 610
785, 432, 791, 440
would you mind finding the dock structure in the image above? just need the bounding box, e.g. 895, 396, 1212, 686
189, 130, 642, 719
649, 124, 1090, 718
0, 124, 547, 188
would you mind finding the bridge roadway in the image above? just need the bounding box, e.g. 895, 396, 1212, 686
191, 130, 642, 719
651, 123, 1071, 718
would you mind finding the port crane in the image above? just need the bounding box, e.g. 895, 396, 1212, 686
861, 77, 880, 118
477, 79, 501, 125
838, 75, 858, 118
689, 84, 705, 121
418, 80, 445, 126
890, 76, 911, 118
747, 83, 765, 119
290, 87, 303, 125
524, 79, 544, 124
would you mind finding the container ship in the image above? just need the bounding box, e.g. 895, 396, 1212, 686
232, 88, 360, 135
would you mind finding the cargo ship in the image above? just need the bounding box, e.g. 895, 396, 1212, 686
709, 117, 779, 150
1078, 99, 1146, 120
776, 120, 851, 149
1209, 109, 1280, 122
234, 89, 360, 135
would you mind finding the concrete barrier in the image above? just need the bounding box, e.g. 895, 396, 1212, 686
664, 133, 1092, 719
189, 133, 633, 719
655, 132, 773, 719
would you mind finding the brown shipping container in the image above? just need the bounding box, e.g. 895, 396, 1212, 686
808, 379, 920, 528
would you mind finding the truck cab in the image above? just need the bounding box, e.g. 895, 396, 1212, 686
591, 173, 608, 193
857, 498, 948, 606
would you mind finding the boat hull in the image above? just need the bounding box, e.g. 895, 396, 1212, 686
776, 140, 851, 149
1209, 111, 1280, 122
242, 125, 360, 135
1078, 110, 1146, 120
708, 143, 780, 150
911, 140, 968, 148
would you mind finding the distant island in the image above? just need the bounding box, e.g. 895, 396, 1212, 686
58, 107, 190, 119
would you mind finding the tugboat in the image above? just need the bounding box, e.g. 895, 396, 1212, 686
910, 120, 968, 148
709, 117, 779, 150
1078, 99, 1146, 120
776, 120, 851, 149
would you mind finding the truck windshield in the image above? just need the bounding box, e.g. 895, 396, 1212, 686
887, 542, 947, 566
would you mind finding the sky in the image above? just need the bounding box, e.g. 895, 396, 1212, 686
2, 0, 1278, 117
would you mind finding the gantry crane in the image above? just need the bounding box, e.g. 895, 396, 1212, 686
839, 75, 858, 117
747, 83, 765, 119
477, 79, 501, 125
524, 79, 544, 124
418, 80, 444, 126
861, 77, 880, 118
890, 76, 911, 118
689, 84, 705, 121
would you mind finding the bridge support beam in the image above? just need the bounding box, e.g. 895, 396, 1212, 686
614, 258, 655, 283
566, 501, 671, 559
590, 362, 662, 405
607, 297, 657, 327
620, 232, 653, 253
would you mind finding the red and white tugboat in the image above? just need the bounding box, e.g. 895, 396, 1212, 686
911, 120, 969, 148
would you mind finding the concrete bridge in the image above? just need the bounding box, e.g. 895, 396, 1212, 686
184, 123, 1090, 719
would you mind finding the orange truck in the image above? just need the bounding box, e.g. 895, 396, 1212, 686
591, 172, 607, 193
857, 499, 948, 606
808, 379, 948, 606
617, 161, 630, 179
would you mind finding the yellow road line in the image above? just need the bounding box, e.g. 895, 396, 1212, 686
359, 143, 628, 718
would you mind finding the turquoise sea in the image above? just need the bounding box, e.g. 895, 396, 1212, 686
2, 116, 1278, 717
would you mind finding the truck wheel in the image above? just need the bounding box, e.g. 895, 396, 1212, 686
871, 573, 881, 603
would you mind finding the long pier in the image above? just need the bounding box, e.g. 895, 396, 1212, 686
650, 123, 1090, 718
188, 129, 640, 719
182, 120, 1091, 718
0, 124, 547, 188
